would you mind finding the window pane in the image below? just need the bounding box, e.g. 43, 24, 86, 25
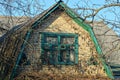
46, 37, 58, 44
61, 37, 74, 44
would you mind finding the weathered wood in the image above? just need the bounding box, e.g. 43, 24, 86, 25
0, 4, 112, 80
14, 10, 109, 79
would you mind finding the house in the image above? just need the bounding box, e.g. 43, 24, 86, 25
91, 21, 120, 78
0, 1, 114, 80
0, 16, 30, 37
91, 21, 120, 64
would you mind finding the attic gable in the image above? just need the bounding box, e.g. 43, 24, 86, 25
0, 1, 114, 80
19, 1, 114, 78
31, 1, 103, 56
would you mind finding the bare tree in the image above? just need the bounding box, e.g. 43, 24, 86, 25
0, 0, 44, 36
73, 0, 120, 64
0, 0, 120, 64
0, 0, 120, 79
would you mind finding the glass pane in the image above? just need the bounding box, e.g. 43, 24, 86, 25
41, 51, 50, 64
69, 50, 75, 62
61, 37, 74, 44
59, 50, 68, 63
51, 51, 58, 64
46, 37, 58, 44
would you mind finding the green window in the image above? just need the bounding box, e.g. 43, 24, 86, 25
40, 32, 78, 65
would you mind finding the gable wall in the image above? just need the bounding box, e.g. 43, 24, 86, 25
17, 9, 109, 79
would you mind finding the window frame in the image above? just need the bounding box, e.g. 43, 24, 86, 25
40, 32, 78, 65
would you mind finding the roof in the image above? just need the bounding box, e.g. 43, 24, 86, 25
90, 21, 120, 64
0, 1, 114, 79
